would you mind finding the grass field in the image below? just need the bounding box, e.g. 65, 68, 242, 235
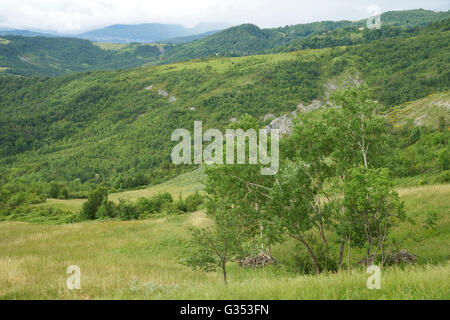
1, 183, 449, 300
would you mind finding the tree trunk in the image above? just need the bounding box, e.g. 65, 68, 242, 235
347, 238, 352, 272
298, 236, 321, 274
338, 238, 345, 270
222, 262, 227, 285
260, 225, 265, 252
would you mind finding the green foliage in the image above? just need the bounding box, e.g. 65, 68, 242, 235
185, 191, 204, 213
393, 126, 449, 177
183, 208, 246, 284
0, 182, 47, 217
80, 188, 108, 220
0, 20, 448, 193
435, 170, 450, 184
117, 199, 140, 221
0, 36, 161, 77
1, 10, 448, 78
343, 167, 406, 263
0, 205, 79, 224
97, 199, 118, 219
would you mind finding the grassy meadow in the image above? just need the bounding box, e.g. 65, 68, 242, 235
1, 182, 448, 300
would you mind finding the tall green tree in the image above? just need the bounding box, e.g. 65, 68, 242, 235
205, 114, 281, 255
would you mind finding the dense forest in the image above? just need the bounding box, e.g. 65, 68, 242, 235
0, 36, 163, 77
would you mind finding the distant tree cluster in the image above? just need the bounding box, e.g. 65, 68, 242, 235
79, 189, 204, 221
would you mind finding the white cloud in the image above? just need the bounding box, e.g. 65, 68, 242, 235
0, 0, 448, 33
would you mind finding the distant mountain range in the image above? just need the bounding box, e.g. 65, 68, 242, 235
76, 22, 230, 43
0, 22, 230, 43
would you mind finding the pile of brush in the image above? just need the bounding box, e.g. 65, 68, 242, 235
238, 252, 277, 268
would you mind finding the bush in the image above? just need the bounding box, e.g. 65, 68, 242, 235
152, 193, 174, 212
435, 170, 450, 183
97, 199, 118, 219
80, 188, 108, 220
175, 194, 188, 212
118, 199, 140, 221
135, 192, 174, 215
1, 206, 80, 225
185, 191, 204, 212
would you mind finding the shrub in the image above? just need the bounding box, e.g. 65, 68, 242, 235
152, 193, 174, 212
1, 206, 80, 225
185, 191, 204, 212
97, 199, 118, 219
175, 194, 188, 212
435, 170, 450, 183
80, 188, 108, 220
118, 199, 140, 221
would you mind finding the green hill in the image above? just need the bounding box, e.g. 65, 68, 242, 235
0, 19, 448, 192
0, 36, 164, 77
0, 9, 448, 77
158, 9, 450, 64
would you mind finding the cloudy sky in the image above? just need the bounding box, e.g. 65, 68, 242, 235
0, 0, 448, 34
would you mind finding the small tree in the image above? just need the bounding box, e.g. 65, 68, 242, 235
344, 167, 405, 265
184, 207, 245, 284
117, 199, 140, 221
80, 188, 108, 220
97, 198, 117, 219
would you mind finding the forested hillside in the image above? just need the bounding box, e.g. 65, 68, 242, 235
156, 9, 450, 64
0, 17, 448, 196
0, 9, 448, 77
0, 36, 163, 77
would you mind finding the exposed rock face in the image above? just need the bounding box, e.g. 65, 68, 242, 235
324, 74, 364, 97
230, 117, 238, 123
414, 115, 427, 126
297, 100, 323, 113
269, 115, 293, 136
158, 89, 169, 97
431, 100, 450, 110
169, 96, 177, 102
238, 252, 277, 268
264, 114, 276, 121
144, 85, 153, 90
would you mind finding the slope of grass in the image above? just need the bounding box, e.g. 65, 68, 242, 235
387, 91, 450, 129
1, 184, 448, 299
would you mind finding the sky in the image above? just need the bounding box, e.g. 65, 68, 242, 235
0, 0, 449, 34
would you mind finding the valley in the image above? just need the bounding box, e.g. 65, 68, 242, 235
0, 7, 448, 301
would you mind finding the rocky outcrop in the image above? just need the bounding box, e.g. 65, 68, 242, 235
269, 115, 293, 136
158, 89, 169, 97
297, 100, 323, 113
